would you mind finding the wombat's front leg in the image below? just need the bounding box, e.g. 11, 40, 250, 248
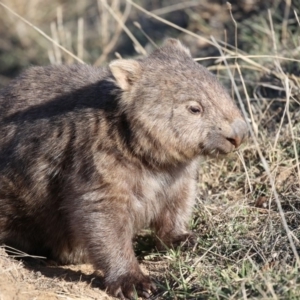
152, 179, 197, 250
71, 199, 155, 299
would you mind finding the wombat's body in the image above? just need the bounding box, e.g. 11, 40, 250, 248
0, 39, 247, 299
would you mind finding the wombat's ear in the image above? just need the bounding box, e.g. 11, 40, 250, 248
109, 59, 141, 91
162, 38, 191, 57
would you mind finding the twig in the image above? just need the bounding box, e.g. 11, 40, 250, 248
94, 0, 132, 66
101, 0, 146, 56
150, 0, 201, 16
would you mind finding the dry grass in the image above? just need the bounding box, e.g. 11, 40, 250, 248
0, 0, 299, 299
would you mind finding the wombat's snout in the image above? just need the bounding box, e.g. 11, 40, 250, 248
225, 119, 248, 149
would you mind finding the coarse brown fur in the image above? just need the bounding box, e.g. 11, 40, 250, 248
0, 39, 248, 299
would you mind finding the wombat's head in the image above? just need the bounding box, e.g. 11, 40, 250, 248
109, 39, 248, 164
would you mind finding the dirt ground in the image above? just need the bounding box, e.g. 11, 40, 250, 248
0, 248, 167, 300
0, 248, 108, 300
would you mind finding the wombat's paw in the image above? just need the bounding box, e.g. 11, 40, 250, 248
174, 232, 197, 249
157, 232, 197, 250
107, 273, 156, 300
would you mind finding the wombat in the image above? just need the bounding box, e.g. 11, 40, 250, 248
0, 39, 248, 299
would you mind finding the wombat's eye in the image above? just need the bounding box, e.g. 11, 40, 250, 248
188, 105, 202, 115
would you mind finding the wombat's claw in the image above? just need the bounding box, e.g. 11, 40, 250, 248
157, 232, 197, 251
141, 290, 151, 299
115, 288, 153, 300
116, 289, 126, 300
141, 282, 157, 298
181, 232, 197, 248
109, 276, 156, 300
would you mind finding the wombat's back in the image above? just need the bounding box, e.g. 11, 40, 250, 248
0, 64, 114, 117
0, 64, 118, 262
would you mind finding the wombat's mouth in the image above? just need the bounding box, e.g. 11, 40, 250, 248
201, 147, 233, 158
200, 140, 238, 158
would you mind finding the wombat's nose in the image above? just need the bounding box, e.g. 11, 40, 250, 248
226, 119, 248, 149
